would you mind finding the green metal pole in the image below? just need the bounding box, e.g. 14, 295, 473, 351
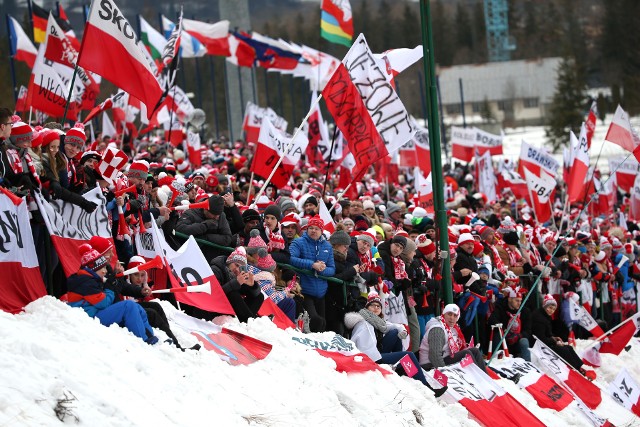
420, 0, 452, 305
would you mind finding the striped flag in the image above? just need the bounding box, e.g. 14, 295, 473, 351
7, 15, 37, 68
321, 0, 354, 47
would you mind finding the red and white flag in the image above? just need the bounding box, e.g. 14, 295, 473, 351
568, 122, 590, 203
450, 126, 476, 163
251, 119, 308, 187
98, 147, 129, 184
519, 140, 560, 178
151, 219, 234, 315
523, 166, 556, 224
497, 169, 529, 200
400, 124, 431, 175
631, 174, 640, 221
0, 188, 47, 314
609, 156, 639, 194
475, 127, 504, 156
7, 15, 37, 68
439, 361, 546, 427
532, 339, 602, 410
599, 311, 640, 355
318, 199, 336, 234
565, 296, 606, 338
605, 105, 640, 153
585, 101, 598, 147
608, 368, 640, 417
102, 112, 118, 139
34, 187, 112, 277
14, 86, 28, 113
414, 167, 434, 213
26, 44, 79, 120
78, 0, 163, 118
83, 91, 128, 124
242, 101, 288, 143
305, 92, 330, 165
182, 18, 230, 57
322, 34, 416, 177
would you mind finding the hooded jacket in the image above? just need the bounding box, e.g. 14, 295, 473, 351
289, 232, 335, 298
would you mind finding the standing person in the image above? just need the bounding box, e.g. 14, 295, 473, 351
419, 304, 486, 372
413, 235, 441, 340
288, 215, 335, 332
344, 292, 447, 397
65, 244, 158, 344
327, 228, 361, 335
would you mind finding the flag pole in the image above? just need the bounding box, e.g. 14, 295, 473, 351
252, 94, 323, 204
420, 0, 452, 304
246, 171, 255, 205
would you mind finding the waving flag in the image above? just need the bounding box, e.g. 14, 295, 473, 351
251, 119, 309, 187
98, 147, 129, 184
82, 90, 128, 124
182, 18, 230, 57
609, 157, 639, 194
477, 150, 497, 203
568, 122, 590, 203
321, 0, 354, 47
608, 368, 640, 417
323, 34, 415, 178
14, 86, 28, 113
139, 16, 167, 70
79, 0, 164, 119
242, 101, 288, 143
31, 1, 49, 43
231, 31, 302, 70
160, 12, 182, 81
0, 188, 47, 314
374, 46, 423, 86
161, 15, 206, 58
519, 140, 560, 177
27, 44, 79, 120
414, 168, 434, 212
7, 15, 37, 68
450, 126, 476, 162
523, 167, 556, 223
605, 105, 640, 153
563, 294, 606, 338
599, 312, 640, 355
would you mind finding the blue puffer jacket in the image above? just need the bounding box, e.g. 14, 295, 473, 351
289, 232, 335, 298
614, 252, 634, 292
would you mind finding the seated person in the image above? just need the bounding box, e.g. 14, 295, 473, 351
419, 304, 486, 372
344, 292, 446, 396
488, 286, 531, 361
65, 244, 158, 344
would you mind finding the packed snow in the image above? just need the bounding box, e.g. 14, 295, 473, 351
1, 296, 639, 426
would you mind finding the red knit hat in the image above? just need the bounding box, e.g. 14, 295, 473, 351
281, 213, 299, 227
78, 243, 108, 271
365, 291, 382, 307
31, 126, 43, 148
307, 215, 324, 229
9, 117, 33, 146
415, 234, 436, 255
89, 236, 114, 255
255, 247, 276, 272
42, 129, 63, 147
127, 160, 150, 180
127, 256, 146, 270
65, 123, 86, 146
246, 229, 267, 255
542, 294, 557, 308
472, 241, 485, 257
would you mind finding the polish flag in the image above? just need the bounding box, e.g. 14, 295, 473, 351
14, 86, 28, 113
607, 368, 640, 417
414, 168, 434, 213
568, 122, 590, 203
609, 156, 640, 194
518, 140, 560, 177
605, 105, 640, 153
318, 200, 336, 234
250, 119, 308, 188
78, 0, 164, 119
322, 34, 416, 178
523, 166, 556, 224
7, 15, 37, 68
496, 169, 529, 200
182, 18, 230, 57
631, 174, 640, 221
400, 124, 431, 176
338, 152, 360, 201
305, 92, 330, 165
475, 127, 504, 156
585, 101, 598, 147
439, 361, 546, 427
242, 101, 288, 144
82, 90, 128, 124
450, 126, 476, 163
599, 312, 640, 355
0, 188, 47, 314
27, 44, 79, 120
532, 340, 602, 410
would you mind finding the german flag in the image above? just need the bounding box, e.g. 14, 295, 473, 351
31, 1, 49, 44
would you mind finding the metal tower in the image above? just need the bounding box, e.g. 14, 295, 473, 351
484, 0, 515, 62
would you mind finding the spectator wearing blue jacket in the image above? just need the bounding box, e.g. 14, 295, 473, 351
65, 244, 158, 344
289, 215, 335, 332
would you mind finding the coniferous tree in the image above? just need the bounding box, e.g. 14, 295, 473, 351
545, 57, 587, 152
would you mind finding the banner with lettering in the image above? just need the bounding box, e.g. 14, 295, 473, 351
518, 141, 560, 177
450, 126, 476, 162
474, 127, 503, 156
438, 361, 546, 427
383, 292, 410, 351
0, 189, 47, 314
35, 187, 112, 277
607, 368, 640, 417
477, 150, 497, 203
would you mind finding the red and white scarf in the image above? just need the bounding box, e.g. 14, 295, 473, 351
7, 148, 41, 187
392, 256, 408, 280
440, 315, 466, 355
488, 243, 507, 275
358, 250, 372, 272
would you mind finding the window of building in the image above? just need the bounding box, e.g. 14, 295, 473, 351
497, 100, 513, 111
446, 104, 461, 115
523, 97, 539, 108
471, 102, 482, 113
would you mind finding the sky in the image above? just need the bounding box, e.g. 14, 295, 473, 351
1, 296, 639, 426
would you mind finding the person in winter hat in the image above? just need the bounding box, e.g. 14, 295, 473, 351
488, 286, 532, 361
263, 204, 287, 260
65, 244, 158, 344
344, 292, 447, 397
289, 214, 335, 332
419, 304, 486, 372
384, 201, 403, 229
0, 116, 42, 194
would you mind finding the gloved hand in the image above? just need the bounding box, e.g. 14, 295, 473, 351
397, 328, 408, 339
80, 199, 98, 213
128, 199, 142, 212
104, 278, 123, 295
